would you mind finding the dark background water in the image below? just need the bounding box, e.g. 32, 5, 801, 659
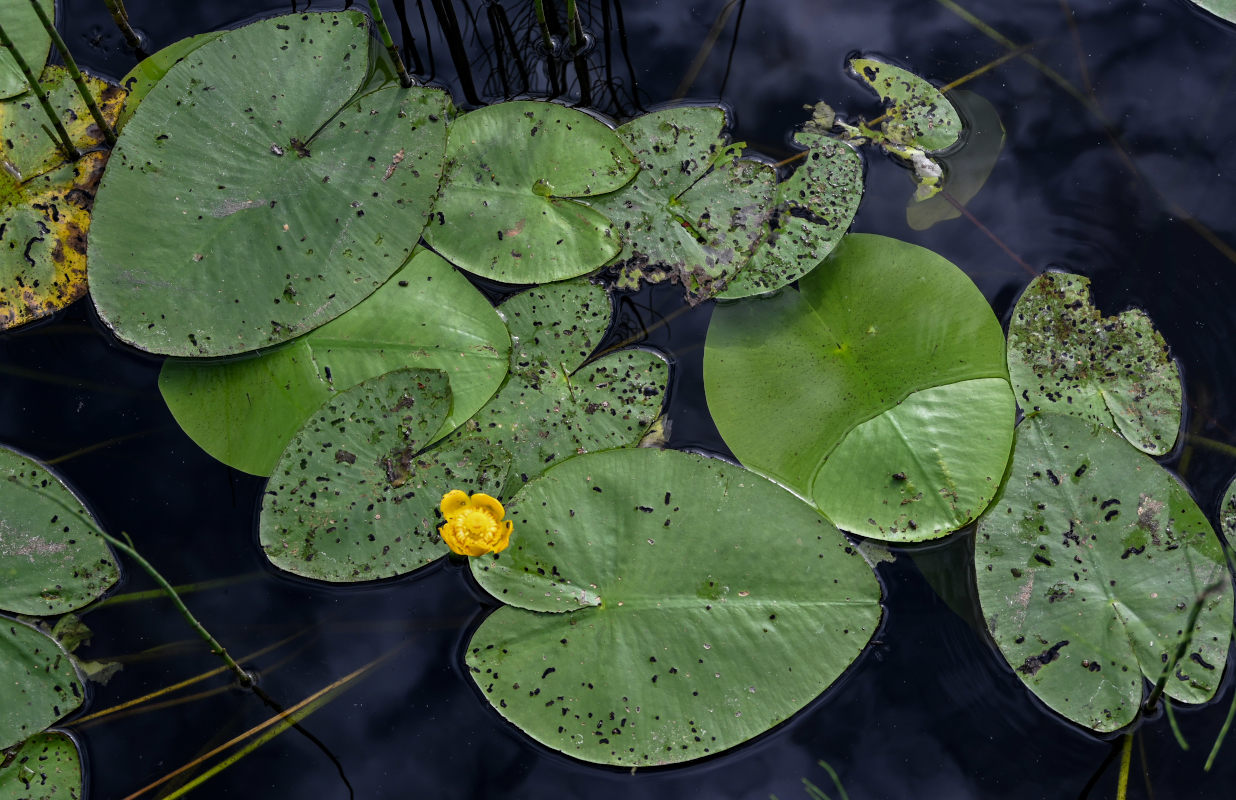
3, 0, 1236, 797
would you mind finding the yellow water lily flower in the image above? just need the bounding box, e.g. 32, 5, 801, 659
438, 490, 513, 556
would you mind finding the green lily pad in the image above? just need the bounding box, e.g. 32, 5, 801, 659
1007, 271, 1182, 455
259, 368, 510, 582
88, 12, 451, 356
116, 32, 226, 131
424, 100, 638, 283
585, 107, 776, 301
159, 249, 511, 476
1190, 0, 1236, 22
975, 413, 1232, 732
704, 233, 1014, 541
718, 131, 863, 300
442, 279, 667, 497
906, 89, 1005, 231
0, 618, 82, 750
467, 447, 882, 766
850, 57, 961, 152
0, 730, 81, 800
0, 447, 118, 617
0, 0, 53, 99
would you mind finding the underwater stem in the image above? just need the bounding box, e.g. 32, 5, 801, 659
367, 0, 414, 87
100, 530, 253, 688
28, 0, 117, 146
0, 18, 78, 160
101, 0, 146, 58
1116, 733, 1132, 800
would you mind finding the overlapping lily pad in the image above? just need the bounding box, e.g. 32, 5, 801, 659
0, 618, 82, 750
0, 446, 118, 616
88, 11, 451, 356
975, 413, 1232, 732
424, 100, 638, 283
0, 0, 53, 99
704, 233, 1014, 541
1007, 271, 1181, 455
260, 368, 510, 582
441, 279, 667, 497
0, 730, 81, 800
585, 107, 776, 301
467, 447, 882, 766
159, 249, 511, 476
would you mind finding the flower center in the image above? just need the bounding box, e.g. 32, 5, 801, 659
459, 509, 499, 544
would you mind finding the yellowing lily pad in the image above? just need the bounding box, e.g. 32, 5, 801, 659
467, 448, 882, 766
1007, 271, 1182, 455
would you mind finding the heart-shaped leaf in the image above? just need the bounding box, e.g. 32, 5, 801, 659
88, 12, 451, 356
0, 618, 82, 750
467, 448, 882, 766
0, 730, 81, 800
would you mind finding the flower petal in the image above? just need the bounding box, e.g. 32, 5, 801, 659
441, 489, 470, 518
470, 492, 506, 522
491, 520, 513, 554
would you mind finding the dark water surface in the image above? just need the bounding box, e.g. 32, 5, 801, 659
4, 1, 1236, 797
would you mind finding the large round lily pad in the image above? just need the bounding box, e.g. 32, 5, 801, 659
0, 446, 118, 616
704, 233, 1014, 541
0, 730, 81, 800
260, 368, 509, 582
467, 448, 882, 766
423, 100, 638, 283
0, 618, 82, 750
975, 413, 1232, 732
1007, 271, 1182, 455
159, 249, 511, 476
88, 12, 451, 356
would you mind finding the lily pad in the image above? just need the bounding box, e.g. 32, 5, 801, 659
718, 131, 863, 300
906, 89, 1005, 231
159, 249, 511, 476
442, 279, 667, 497
975, 413, 1232, 732
0, 447, 118, 616
116, 32, 226, 131
1190, 0, 1236, 23
259, 368, 510, 582
88, 11, 451, 356
585, 107, 776, 301
423, 100, 638, 283
0, 618, 82, 750
0, 730, 81, 800
850, 56, 961, 152
0, 0, 53, 100
1006, 271, 1182, 455
467, 447, 882, 766
704, 233, 1014, 541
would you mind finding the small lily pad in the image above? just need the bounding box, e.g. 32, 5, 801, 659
705, 233, 1014, 541
850, 57, 961, 152
0, 618, 82, 750
88, 12, 451, 356
159, 249, 511, 476
1190, 0, 1236, 22
0, 446, 118, 616
975, 413, 1232, 732
424, 100, 638, 283
0, 0, 54, 99
442, 280, 667, 497
260, 368, 509, 582
467, 447, 882, 766
1007, 271, 1182, 455
906, 89, 1005, 231
0, 730, 81, 800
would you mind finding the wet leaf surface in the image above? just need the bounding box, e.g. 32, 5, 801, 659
705, 233, 1013, 541
850, 56, 961, 152
0, 0, 53, 99
975, 414, 1232, 732
586, 107, 776, 301
0, 618, 82, 750
424, 100, 637, 283
441, 280, 667, 497
0, 730, 81, 800
116, 32, 226, 131
260, 368, 509, 582
718, 131, 863, 300
1190, 0, 1236, 22
1007, 271, 1182, 455
0, 447, 117, 616
467, 448, 882, 766
159, 249, 510, 476
88, 12, 451, 356
906, 89, 1005, 230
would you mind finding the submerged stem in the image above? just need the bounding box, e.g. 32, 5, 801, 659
0, 18, 78, 161
102, 0, 146, 58
28, 0, 117, 146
